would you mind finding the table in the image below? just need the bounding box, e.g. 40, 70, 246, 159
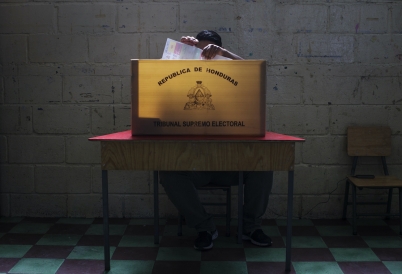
89, 130, 304, 272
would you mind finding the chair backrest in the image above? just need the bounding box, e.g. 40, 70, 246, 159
347, 126, 391, 157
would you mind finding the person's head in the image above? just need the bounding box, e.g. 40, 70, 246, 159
195, 30, 222, 49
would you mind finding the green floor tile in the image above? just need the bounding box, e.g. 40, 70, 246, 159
56, 218, 94, 224
9, 258, 63, 274
118, 235, 159, 247
384, 261, 402, 274
156, 247, 201, 261
163, 225, 197, 237
0, 217, 24, 223
201, 261, 247, 274
67, 246, 116, 260
129, 218, 166, 225
9, 223, 52, 234
108, 260, 154, 274
316, 226, 354, 236
213, 236, 243, 248
330, 248, 380, 262
276, 219, 314, 226
85, 224, 127, 235
362, 236, 402, 248
292, 262, 343, 274
245, 248, 286, 262
0, 245, 32, 258
36, 234, 81, 246
283, 236, 327, 248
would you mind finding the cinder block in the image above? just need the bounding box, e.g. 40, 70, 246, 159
58, 4, 115, 33
330, 4, 388, 34
33, 105, 90, 134
391, 4, 402, 33
271, 34, 298, 64
1, 165, 34, 193
29, 35, 88, 63
0, 106, 32, 134
121, 77, 131, 104
117, 3, 140, 32
301, 195, 344, 219
89, 34, 146, 63
0, 135, 6, 163
361, 77, 402, 105
140, 3, 177, 32
390, 136, 402, 165
0, 4, 55, 33
94, 64, 131, 77
91, 105, 131, 135
0, 77, 4, 103
266, 76, 302, 104
302, 136, 349, 165
66, 136, 100, 164
92, 166, 150, 194
275, 4, 327, 33
35, 165, 91, 194
304, 76, 360, 105
0, 194, 10, 216
294, 165, 350, 195
296, 34, 355, 63
389, 107, 402, 135
124, 195, 154, 218
67, 194, 102, 218
0, 35, 27, 65
8, 136, 64, 163
10, 194, 67, 217
356, 35, 402, 64
4, 76, 62, 104
270, 105, 329, 135
67, 194, 124, 218
63, 76, 123, 104
330, 105, 390, 135
263, 194, 302, 219
179, 3, 234, 33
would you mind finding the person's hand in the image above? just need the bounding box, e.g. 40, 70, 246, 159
180, 36, 199, 46
201, 44, 225, 59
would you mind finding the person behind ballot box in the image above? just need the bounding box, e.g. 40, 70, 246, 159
159, 30, 272, 251
181, 30, 244, 60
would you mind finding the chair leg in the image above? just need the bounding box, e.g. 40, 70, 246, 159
386, 188, 393, 220
342, 179, 350, 220
178, 214, 183, 236
226, 187, 231, 237
352, 184, 357, 235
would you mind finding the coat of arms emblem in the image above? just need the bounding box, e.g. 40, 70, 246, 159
184, 81, 215, 110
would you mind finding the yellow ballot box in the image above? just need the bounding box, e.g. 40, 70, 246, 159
131, 59, 266, 136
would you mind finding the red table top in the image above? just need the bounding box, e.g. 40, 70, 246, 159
89, 130, 305, 142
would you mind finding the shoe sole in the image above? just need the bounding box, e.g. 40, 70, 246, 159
242, 235, 272, 247
194, 242, 213, 250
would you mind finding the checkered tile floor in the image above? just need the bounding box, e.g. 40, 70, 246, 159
0, 217, 401, 274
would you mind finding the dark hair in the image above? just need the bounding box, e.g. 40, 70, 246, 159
195, 30, 222, 47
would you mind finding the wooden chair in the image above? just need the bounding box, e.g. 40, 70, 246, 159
178, 184, 232, 237
342, 126, 402, 235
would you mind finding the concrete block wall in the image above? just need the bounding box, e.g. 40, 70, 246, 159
0, 0, 401, 219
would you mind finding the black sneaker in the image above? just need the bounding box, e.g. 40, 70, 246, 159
194, 230, 218, 250
242, 229, 272, 247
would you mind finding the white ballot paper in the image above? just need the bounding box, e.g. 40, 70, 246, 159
161, 38, 230, 60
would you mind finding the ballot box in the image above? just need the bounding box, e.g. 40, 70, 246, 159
131, 59, 266, 136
